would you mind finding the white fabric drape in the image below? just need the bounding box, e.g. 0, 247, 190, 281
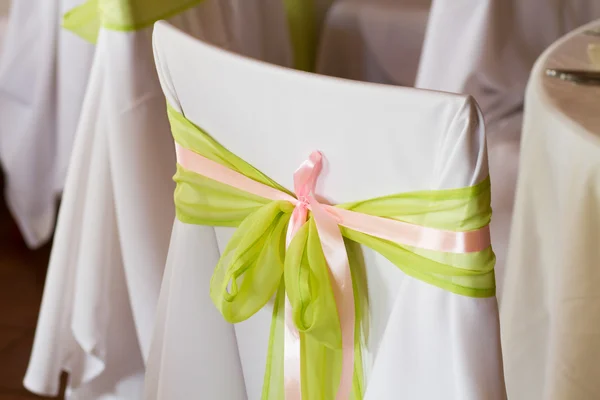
501, 20, 600, 400
317, 0, 430, 86
146, 21, 505, 400
55, 0, 96, 195
23, 4, 229, 397
0, 0, 94, 248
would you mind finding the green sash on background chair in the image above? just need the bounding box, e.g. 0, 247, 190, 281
62, 0, 322, 71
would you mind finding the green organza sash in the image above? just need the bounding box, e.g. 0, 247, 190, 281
168, 105, 496, 399
62, 0, 320, 71
62, 0, 204, 43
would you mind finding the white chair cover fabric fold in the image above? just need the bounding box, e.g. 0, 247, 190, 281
0, 0, 94, 248
146, 21, 506, 400
55, 1, 96, 195
23, 48, 147, 398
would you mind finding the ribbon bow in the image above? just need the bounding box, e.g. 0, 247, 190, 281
177, 146, 356, 398
174, 143, 492, 399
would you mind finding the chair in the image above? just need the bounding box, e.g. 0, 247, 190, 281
146, 21, 506, 400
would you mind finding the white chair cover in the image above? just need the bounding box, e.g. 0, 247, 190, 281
23, 2, 302, 397
317, 0, 430, 85
55, 0, 96, 194
0, 0, 94, 248
146, 21, 506, 400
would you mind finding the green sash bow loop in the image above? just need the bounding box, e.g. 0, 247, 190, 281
285, 219, 342, 350
210, 200, 292, 323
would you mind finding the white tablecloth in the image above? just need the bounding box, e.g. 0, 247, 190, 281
501, 20, 600, 400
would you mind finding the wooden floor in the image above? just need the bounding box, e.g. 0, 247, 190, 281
0, 175, 65, 399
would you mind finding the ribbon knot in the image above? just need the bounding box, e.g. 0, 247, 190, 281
297, 195, 310, 207
286, 151, 323, 245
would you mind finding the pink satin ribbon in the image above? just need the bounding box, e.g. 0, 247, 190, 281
283, 152, 354, 400
176, 144, 491, 399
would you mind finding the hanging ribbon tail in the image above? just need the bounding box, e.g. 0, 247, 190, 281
283, 203, 306, 400
284, 151, 355, 400
309, 196, 355, 400
62, 0, 101, 44
283, 152, 322, 400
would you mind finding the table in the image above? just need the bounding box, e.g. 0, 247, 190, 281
501, 19, 600, 400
